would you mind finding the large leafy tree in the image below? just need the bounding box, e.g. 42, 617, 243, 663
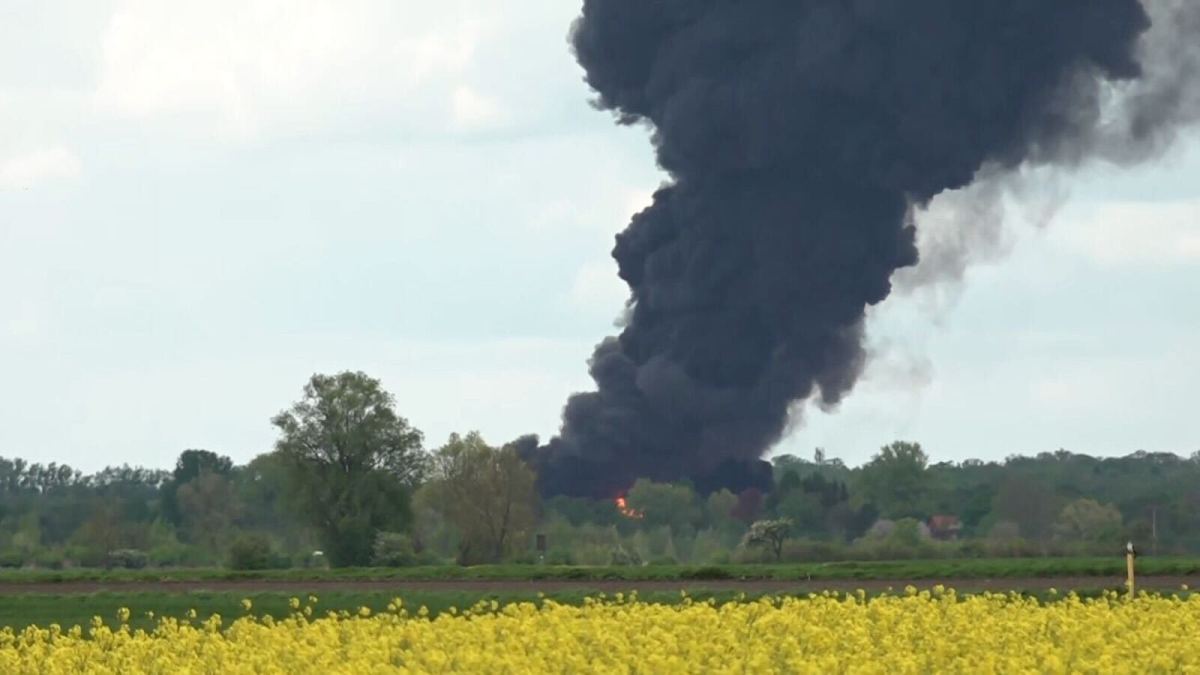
1054, 498, 1123, 545
161, 450, 234, 527
271, 371, 426, 567
423, 432, 538, 565
855, 441, 931, 519
177, 472, 239, 554
626, 479, 702, 534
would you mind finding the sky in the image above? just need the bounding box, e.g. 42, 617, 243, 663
1, 1, 1197, 472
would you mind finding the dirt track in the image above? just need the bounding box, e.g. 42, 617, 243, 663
0, 576, 1194, 595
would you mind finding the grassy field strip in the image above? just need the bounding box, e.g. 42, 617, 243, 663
2, 586, 1195, 634
1, 557, 1198, 584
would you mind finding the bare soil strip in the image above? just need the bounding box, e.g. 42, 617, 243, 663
0, 576, 1193, 595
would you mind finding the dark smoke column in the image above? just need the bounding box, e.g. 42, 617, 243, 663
528, 1, 1162, 497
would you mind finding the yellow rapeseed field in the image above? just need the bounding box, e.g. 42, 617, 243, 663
1, 588, 1197, 674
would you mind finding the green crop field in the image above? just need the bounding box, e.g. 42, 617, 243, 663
3, 585, 1187, 635
0, 556, 1197, 586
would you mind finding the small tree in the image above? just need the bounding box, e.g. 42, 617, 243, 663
742, 518, 791, 561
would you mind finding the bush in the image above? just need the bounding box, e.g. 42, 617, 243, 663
706, 550, 732, 565
957, 539, 989, 558
149, 543, 201, 567
610, 544, 642, 566
68, 547, 108, 568
33, 551, 64, 570
780, 539, 847, 563
679, 565, 732, 580
228, 535, 288, 571
731, 545, 772, 564
648, 556, 678, 566
0, 551, 23, 568
372, 532, 419, 567
544, 549, 574, 565
108, 549, 149, 569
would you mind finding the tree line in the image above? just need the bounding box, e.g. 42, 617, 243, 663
1, 371, 1197, 569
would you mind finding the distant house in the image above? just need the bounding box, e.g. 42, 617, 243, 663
928, 515, 962, 541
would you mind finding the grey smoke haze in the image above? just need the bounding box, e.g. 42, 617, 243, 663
526, 0, 1200, 497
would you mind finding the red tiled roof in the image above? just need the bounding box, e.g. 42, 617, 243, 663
929, 515, 961, 530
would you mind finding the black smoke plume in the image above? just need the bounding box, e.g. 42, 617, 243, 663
526, 0, 1200, 497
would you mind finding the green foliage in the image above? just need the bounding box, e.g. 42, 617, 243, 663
609, 544, 642, 566
107, 549, 149, 569
3, 440, 1200, 570
991, 478, 1060, 548
177, 472, 239, 554
271, 371, 425, 567
543, 496, 621, 528
1054, 499, 1123, 544
371, 532, 436, 567
890, 518, 927, 548
626, 479, 702, 535
705, 490, 738, 530
33, 550, 65, 570
855, 441, 931, 519
422, 432, 538, 565
161, 450, 234, 527
147, 543, 200, 568
228, 535, 288, 571
742, 519, 792, 560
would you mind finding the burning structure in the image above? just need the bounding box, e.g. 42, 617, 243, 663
614, 495, 644, 520
523, 0, 1200, 498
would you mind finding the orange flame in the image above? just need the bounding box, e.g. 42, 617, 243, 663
615, 495, 644, 519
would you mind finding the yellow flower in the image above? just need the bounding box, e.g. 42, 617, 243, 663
4, 589, 1200, 672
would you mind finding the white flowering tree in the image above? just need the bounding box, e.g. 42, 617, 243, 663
742, 518, 792, 561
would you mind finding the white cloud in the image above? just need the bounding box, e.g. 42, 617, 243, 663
624, 188, 655, 221
1028, 372, 1119, 413
0, 147, 81, 190
450, 85, 507, 131
94, 0, 487, 138
1049, 200, 1200, 266
2, 312, 42, 341
569, 259, 627, 313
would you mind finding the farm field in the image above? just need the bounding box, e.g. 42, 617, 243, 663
2, 590, 1198, 673
1, 582, 1196, 634
2, 558, 1195, 671
0, 589, 834, 632
2, 556, 1198, 586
